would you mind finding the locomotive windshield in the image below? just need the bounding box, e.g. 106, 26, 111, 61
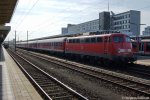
113, 36, 123, 42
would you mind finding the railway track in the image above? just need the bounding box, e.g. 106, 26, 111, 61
7, 49, 88, 100
15, 49, 150, 97
125, 64, 150, 78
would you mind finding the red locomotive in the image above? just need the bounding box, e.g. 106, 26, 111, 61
17, 33, 136, 64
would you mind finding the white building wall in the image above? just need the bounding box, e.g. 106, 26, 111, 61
67, 19, 99, 34
143, 26, 150, 35
62, 10, 140, 36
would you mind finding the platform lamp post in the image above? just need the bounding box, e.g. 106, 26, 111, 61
27, 31, 28, 48
15, 30, 16, 52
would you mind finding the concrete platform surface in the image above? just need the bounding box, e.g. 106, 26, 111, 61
0, 46, 43, 100
136, 56, 150, 66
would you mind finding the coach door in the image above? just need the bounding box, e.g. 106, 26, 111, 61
104, 36, 109, 54
139, 42, 144, 53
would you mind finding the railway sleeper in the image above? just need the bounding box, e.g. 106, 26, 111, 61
32, 74, 47, 78
48, 91, 71, 98
145, 89, 150, 93
40, 84, 60, 90
112, 80, 124, 84
40, 83, 56, 87
35, 81, 54, 85
35, 80, 53, 83
35, 78, 52, 81
43, 86, 61, 90
51, 95, 73, 100
30, 72, 47, 79
126, 84, 137, 87
134, 87, 149, 91
108, 78, 121, 82
119, 82, 132, 86
46, 88, 64, 93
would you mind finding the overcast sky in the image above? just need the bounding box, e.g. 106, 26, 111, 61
5, 0, 150, 41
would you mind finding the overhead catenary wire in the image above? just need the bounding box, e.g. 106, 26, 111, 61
11, 0, 33, 28
26, 0, 107, 35
14, 0, 40, 31
10, 0, 150, 41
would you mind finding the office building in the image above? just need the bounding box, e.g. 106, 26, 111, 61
143, 26, 150, 35
62, 10, 140, 36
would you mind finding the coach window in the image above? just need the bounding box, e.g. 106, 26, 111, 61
146, 43, 150, 51
76, 39, 80, 43
85, 38, 90, 43
75, 39, 77, 43
69, 39, 72, 43
91, 37, 96, 43
69, 39, 71, 43
72, 39, 75, 43
113, 36, 123, 42
97, 37, 102, 42
80, 38, 85, 43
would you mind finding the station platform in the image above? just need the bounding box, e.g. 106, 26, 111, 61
0, 46, 42, 100
136, 56, 150, 66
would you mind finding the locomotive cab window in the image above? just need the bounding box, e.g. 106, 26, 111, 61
113, 36, 123, 42
132, 42, 137, 48
126, 36, 131, 42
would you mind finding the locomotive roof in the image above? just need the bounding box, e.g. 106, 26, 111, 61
67, 33, 127, 39
17, 37, 66, 44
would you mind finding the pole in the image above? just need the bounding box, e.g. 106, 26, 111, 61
27, 31, 28, 48
15, 30, 16, 52
8, 37, 9, 45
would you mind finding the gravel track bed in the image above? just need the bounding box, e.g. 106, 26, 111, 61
16, 50, 149, 99
8, 50, 88, 100
23, 49, 150, 80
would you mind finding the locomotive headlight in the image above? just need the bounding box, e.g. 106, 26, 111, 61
127, 49, 131, 52
118, 48, 125, 53
118, 49, 131, 53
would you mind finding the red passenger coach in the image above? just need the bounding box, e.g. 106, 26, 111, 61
36, 38, 66, 53
65, 33, 135, 63
143, 40, 150, 55
17, 37, 66, 53
132, 39, 150, 55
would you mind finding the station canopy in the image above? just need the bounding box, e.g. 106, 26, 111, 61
0, 0, 18, 43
